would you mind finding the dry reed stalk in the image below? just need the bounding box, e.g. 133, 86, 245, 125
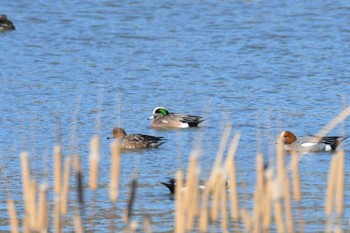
54, 146, 62, 194
208, 126, 232, 185
61, 157, 72, 215
29, 179, 38, 229
222, 132, 241, 221
262, 175, 271, 231
21, 152, 38, 231
73, 215, 84, 233
283, 177, 294, 233
316, 105, 350, 137
228, 161, 239, 221
54, 197, 61, 233
273, 199, 285, 233
241, 208, 253, 232
21, 152, 31, 212
123, 178, 137, 224
37, 184, 48, 232
184, 151, 200, 231
219, 174, 228, 232
335, 150, 344, 217
142, 215, 152, 233
253, 154, 264, 233
7, 199, 19, 233
109, 141, 121, 203
210, 173, 220, 222
198, 181, 209, 233
73, 156, 84, 211
175, 170, 184, 233
325, 155, 337, 217
276, 141, 285, 184
89, 135, 100, 190
291, 151, 301, 203
222, 132, 240, 174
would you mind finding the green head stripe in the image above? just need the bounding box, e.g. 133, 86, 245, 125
159, 108, 169, 116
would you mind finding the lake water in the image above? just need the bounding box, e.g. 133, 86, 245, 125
1, 0, 350, 232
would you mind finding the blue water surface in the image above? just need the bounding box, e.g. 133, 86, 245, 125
1, 0, 350, 232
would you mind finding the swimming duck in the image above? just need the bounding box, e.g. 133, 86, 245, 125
279, 131, 347, 152
0, 15, 15, 31
161, 178, 206, 194
107, 127, 165, 149
161, 177, 230, 194
148, 107, 204, 129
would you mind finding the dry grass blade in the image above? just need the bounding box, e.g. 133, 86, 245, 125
316, 105, 350, 137
143, 215, 152, 233
7, 199, 19, 233
209, 125, 232, 185
291, 151, 301, 203
61, 157, 72, 215
74, 156, 84, 213
110, 141, 121, 203
54, 146, 62, 194
325, 155, 337, 216
175, 170, 184, 233
74, 215, 84, 233
123, 178, 138, 224
184, 150, 200, 231
89, 135, 100, 190
335, 150, 344, 218
38, 184, 48, 231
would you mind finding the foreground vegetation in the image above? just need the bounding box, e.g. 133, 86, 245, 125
6, 106, 350, 232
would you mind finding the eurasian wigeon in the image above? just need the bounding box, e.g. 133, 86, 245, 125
107, 127, 166, 149
148, 107, 204, 129
279, 131, 347, 152
0, 15, 15, 31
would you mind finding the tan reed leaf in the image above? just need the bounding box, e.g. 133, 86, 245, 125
274, 199, 285, 233
37, 184, 48, 231
89, 135, 100, 190
228, 160, 239, 221
123, 178, 137, 224
185, 151, 200, 231
291, 151, 301, 202
316, 105, 350, 137
283, 177, 294, 233
253, 154, 264, 233
61, 157, 72, 215
54, 146, 62, 194
73, 215, 84, 233
7, 199, 19, 233
209, 125, 232, 186
325, 155, 337, 216
198, 181, 210, 233
143, 215, 152, 233
109, 141, 121, 203
175, 170, 184, 233
335, 150, 344, 216
241, 208, 253, 232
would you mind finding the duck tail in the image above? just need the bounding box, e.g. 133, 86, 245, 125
161, 178, 176, 194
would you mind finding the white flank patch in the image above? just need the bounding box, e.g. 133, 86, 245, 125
179, 123, 189, 128
301, 142, 317, 147
325, 145, 332, 151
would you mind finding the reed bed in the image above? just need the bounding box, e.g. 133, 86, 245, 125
6, 107, 350, 232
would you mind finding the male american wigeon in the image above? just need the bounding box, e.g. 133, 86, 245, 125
107, 127, 166, 149
148, 107, 204, 129
279, 131, 348, 152
0, 15, 15, 31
